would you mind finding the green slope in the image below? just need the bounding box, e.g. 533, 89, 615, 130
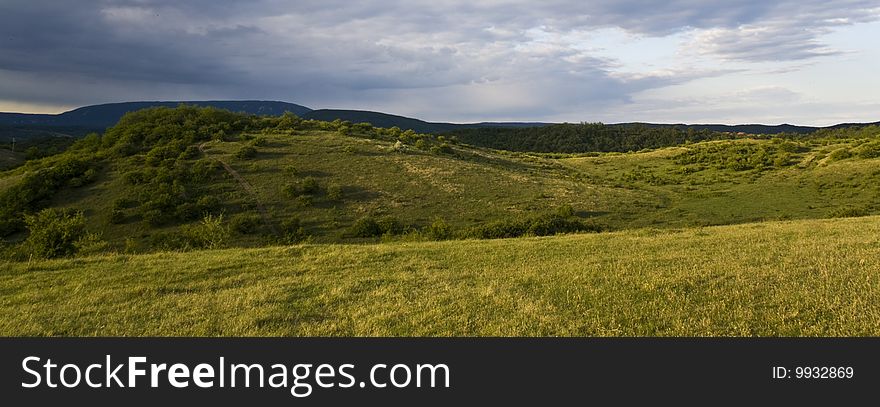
2, 216, 879, 336
2, 106, 880, 254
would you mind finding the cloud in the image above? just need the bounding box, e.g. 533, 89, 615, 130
0, 1, 878, 121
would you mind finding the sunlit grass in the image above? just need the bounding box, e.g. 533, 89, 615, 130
2, 216, 879, 336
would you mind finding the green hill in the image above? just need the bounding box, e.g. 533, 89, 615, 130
2, 106, 880, 256
2, 215, 879, 336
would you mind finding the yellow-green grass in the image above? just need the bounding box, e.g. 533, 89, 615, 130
2, 216, 879, 336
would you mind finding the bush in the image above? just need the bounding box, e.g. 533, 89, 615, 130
424, 217, 453, 240
181, 214, 230, 249
196, 195, 221, 213
348, 216, 383, 237
250, 136, 269, 147
23, 208, 87, 259
141, 209, 165, 227
74, 232, 110, 256
300, 177, 320, 194
828, 148, 852, 162
234, 145, 257, 160
828, 206, 869, 218
280, 218, 308, 244
377, 216, 403, 235
109, 209, 126, 224
230, 213, 262, 234
430, 143, 453, 155
179, 145, 200, 160
327, 183, 343, 201
857, 141, 880, 159
465, 210, 600, 240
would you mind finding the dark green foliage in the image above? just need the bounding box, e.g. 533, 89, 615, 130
445, 123, 731, 153
283, 176, 321, 198
179, 145, 200, 160
828, 148, 852, 161
22, 208, 86, 259
230, 214, 262, 234
828, 206, 869, 218
464, 210, 600, 239
376, 216, 403, 235
423, 218, 453, 240
856, 141, 880, 159
234, 145, 258, 160
430, 143, 453, 155
348, 216, 383, 238
280, 218, 308, 244
0, 154, 93, 236
674, 142, 798, 172
300, 177, 320, 194
101, 105, 249, 156
347, 215, 405, 238
181, 214, 230, 249
109, 209, 126, 224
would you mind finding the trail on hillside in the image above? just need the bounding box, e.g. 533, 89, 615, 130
198, 142, 279, 236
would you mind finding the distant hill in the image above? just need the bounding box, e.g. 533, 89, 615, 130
1, 100, 878, 145
303, 109, 548, 134
0, 100, 313, 129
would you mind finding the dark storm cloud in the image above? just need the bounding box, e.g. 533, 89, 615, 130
0, 0, 877, 119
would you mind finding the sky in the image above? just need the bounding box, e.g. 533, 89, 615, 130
1, 0, 878, 126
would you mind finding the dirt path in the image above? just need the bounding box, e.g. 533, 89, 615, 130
199, 142, 279, 236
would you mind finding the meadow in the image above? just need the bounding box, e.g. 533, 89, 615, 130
2, 216, 879, 336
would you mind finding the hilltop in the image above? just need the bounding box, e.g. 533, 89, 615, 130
0, 100, 313, 130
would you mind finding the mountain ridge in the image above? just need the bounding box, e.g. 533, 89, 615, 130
1, 101, 878, 139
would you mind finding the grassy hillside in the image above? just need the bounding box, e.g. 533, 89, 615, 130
2, 216, 879, 336
2, 106, 880, 256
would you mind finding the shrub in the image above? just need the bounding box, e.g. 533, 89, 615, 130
141, 209, 165, 227
377, 216, 403, 235
74, 232, 110, 256
424, 217, 453, 240
230, 213, 262, 234
857, 141, 880, 159
280, 218, 308, 244
196, 195, 221, 213
123, 170, 146, 185
23, 208, 87, 259
179, 145, 200, 160
828, 206, 869, 218
250, 136, 269, 147
300, 177, 320, 194
430, 143, 453, 155
69, 168, 99, 187
828, 148, 852, 162
109, 209, 126, 224
181, 214, 230, 249
235, 145, 258, 160
327, 183, 343, 201
348, 216, 383, 237
465, 210, 600, 239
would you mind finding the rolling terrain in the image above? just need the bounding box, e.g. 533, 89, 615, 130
2, 105, 880, 336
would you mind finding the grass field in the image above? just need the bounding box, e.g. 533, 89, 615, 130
3, 215, 879, 336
